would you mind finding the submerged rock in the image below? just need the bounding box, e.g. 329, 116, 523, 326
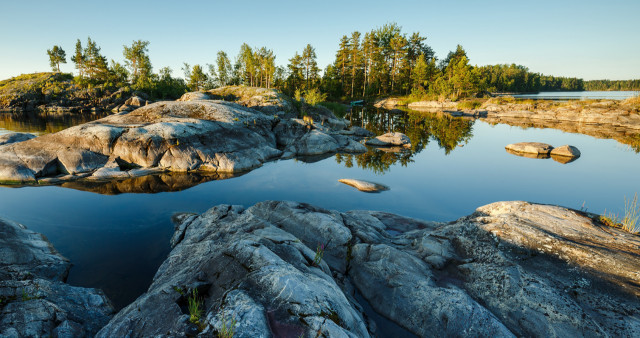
0, 132, 35, 146
505, 142, 553, 155
338, 178, 389, 192
99, 200, 640, 337
365, 132, 411, 148
0, 95, 366, 185
0, 217, 114, 337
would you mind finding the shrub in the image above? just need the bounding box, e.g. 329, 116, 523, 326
457, 100, 482, 110
304, 88, 327, 106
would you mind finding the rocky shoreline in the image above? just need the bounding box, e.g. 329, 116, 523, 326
0, 217, 113, 337
4, 200, 638, 336
0, 87, 368, 186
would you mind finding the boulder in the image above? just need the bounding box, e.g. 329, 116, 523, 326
505, 142, 553, 155
0, 217, 114, 337
99, 200, 640, 337
124, 96, 147, 107
365, 132, 411, 148
338, 179, 389, 192
550, 145, 581, 158
0, 132, 35, 146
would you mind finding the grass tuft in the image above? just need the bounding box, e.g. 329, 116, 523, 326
188, 289, 203, 326
622, 193, 639, 233
218, 310, 237, 338
599, 193, 640, 233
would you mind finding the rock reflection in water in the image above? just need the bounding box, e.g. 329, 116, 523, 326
60, 171, 245, 195
336, 107, 475, 173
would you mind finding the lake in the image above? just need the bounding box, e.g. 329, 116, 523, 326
510, 91, 639, 100
1, 106, 639, 310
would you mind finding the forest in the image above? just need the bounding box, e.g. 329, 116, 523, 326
44, 23, 635, 103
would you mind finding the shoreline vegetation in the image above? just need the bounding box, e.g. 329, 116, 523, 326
2, 22, 639, 114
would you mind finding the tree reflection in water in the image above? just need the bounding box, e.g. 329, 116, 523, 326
335, 106, 474, 174
0, 110, 110, 135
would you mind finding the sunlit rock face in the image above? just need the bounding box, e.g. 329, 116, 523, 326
0, 95, 367, 186
99, 200, 640, 337
505, 142, 554, 155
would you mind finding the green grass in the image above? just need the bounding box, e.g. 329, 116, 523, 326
218, 311, 237, 338
312, 242, 326, 266
599, 193, 640, 233
188, 289, 203, 325
457, 100, 482, 110
622, 193, 639, 233
318, 102, 347, 116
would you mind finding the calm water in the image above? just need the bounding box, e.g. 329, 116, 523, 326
511, 90, 639, 100
0, 110, 110, 136
0, 106, 639, 309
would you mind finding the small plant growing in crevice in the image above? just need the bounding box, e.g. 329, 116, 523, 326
218, 310, 237, 338
312, 242, 326, 266
188, 289, 203, 326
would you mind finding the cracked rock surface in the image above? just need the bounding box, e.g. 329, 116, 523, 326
98, 200, 640, 337
0, 217, 114, 337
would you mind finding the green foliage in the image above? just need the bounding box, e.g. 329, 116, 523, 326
216, 51, 233, 87
0, 72, 74, 107
294, 88, 303, 101
457, 100, 482, 110
187, 64, 208, 91
600, 193, 640, 233
218, 311, 237, 338
188, 289, 203, 325
623, 193, 639, 233
46, 45, 66, 72
303, 88, 327, 106
585, 79, 640, 91
123, 40, 152, 87
312, 242, 326, 266
318, 102, 347, 116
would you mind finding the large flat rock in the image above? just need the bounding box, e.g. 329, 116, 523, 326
505, 142, 553, 155
0, 98, 366, 185
99, 200, 640, 337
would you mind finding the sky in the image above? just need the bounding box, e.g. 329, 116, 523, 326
1, 0, 638, 81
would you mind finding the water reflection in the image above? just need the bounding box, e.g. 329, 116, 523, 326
337, 107, 475, 173
59, 171, 245, 195
0, 110, 110, 135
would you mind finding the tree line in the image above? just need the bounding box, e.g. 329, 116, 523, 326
584, 80, 640, 91
45, 25, 634, 102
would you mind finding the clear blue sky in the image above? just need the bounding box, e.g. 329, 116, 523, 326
1, 0, 638, 81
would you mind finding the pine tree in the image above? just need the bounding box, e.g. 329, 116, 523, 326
123, 40, 152, 85
82, 37, 109, 83
188, 64, 208, 91
286, 52, 304, 94
389, 33, 407, 93
47, 45, 66, 72
237, 43, 255, 86
301, 44, 319, 89
335, 36, 350, 91
348, 31, 362, 98
361, 32, 375, 97
71, 39, 85, 77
